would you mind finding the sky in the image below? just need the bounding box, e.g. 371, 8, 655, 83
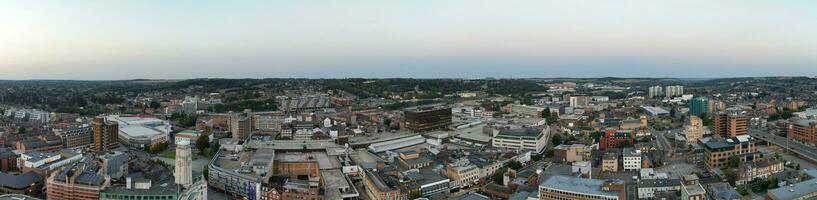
1, 1, 816, 80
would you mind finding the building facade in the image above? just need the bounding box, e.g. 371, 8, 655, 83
93, 117, 119, 152
702, 135, 759, 170
600, 129, 634, 150
55, 126, 94, 150
404, 106, 452, 132
688, 98, 708, 117
713, 113, 748, 138
787, 119, 817, 147
539, 175, 625, 200
492, 126, 550, 153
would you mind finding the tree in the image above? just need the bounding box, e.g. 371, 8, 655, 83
724, 168, 738, 186
551, 134, 563, 145
729, 155, 741, 168
506, 161, 523, 170
16, 127, 25, 134
196, 134, 211, 154
408, 190, 422, 199
493, 167, 508, 184
590, 131, 603, 141
619, 140, 633, 148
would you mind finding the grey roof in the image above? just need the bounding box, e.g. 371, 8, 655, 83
24, 152, 58, 163
0, 148, 15, 158
496, 126, 544, 138
708, 183, 740, 200
793, 119, 817, 127
540, 175, 622, 197
637, 179, 681, 188
768, 168, 817, 200
0, 172, 42, 189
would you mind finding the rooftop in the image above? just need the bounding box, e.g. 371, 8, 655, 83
539, 175, 622, 197
0, 172, 42, 189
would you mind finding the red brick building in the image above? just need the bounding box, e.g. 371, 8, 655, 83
599, 129, 634, 150
788, 119, 817, 146
0, 148, 16, 172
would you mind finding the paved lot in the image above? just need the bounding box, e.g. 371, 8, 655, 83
654, 161, 703, 178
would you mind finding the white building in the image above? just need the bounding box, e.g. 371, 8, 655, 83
492, 126, 550, 153
648, 86, 663, 99
623, 148, 642, 171
637, 179, 681, 199
106, 115, 170, 148
665, 85, 684, 98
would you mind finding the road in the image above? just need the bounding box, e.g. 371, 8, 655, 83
749, 128, 817, 163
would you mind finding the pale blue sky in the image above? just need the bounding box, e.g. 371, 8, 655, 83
1, 1, 816, 80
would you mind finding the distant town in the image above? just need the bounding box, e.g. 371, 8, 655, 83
0, 77, 816, 200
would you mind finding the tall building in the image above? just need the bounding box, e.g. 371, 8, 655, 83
713, 113, 748, 138
665, 85, 684, 98
684, 116, 705, 145
92, 117, 119, 152
404, 105, 452, 132
175, 139, 193, 187
702, 135, 759, 170
230, 111, 253, 141
786, 119, 817, 147
648, 86, 663, 99
688, 98, 708, 117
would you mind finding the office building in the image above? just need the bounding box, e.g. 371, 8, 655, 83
702, 135, 759, 170
230, 111, 253, 141
445, 159, 480, 189
55, 126, 94, 150
713, 113, 748, 138
600, 129, 634, 150
688, 98, 708, 117
539, 175, 626, 200
509, 104, 546, 117
47, 159, 111, 200
100, 151, 128, 180
492, 126, 550, 153
787, 119, 817, 146
404, 105, 452, 132
622, 147, 642, 171
93, 117, 119, 152
683, 116, 705, 145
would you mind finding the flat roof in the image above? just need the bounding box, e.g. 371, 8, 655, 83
120, 126, 166, 137
321, 169, 357, 199
540, 175, 622, 197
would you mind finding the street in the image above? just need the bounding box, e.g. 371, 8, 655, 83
749, 128, 817, 164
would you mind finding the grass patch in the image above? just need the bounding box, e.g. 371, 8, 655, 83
160, 150, 176, 159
